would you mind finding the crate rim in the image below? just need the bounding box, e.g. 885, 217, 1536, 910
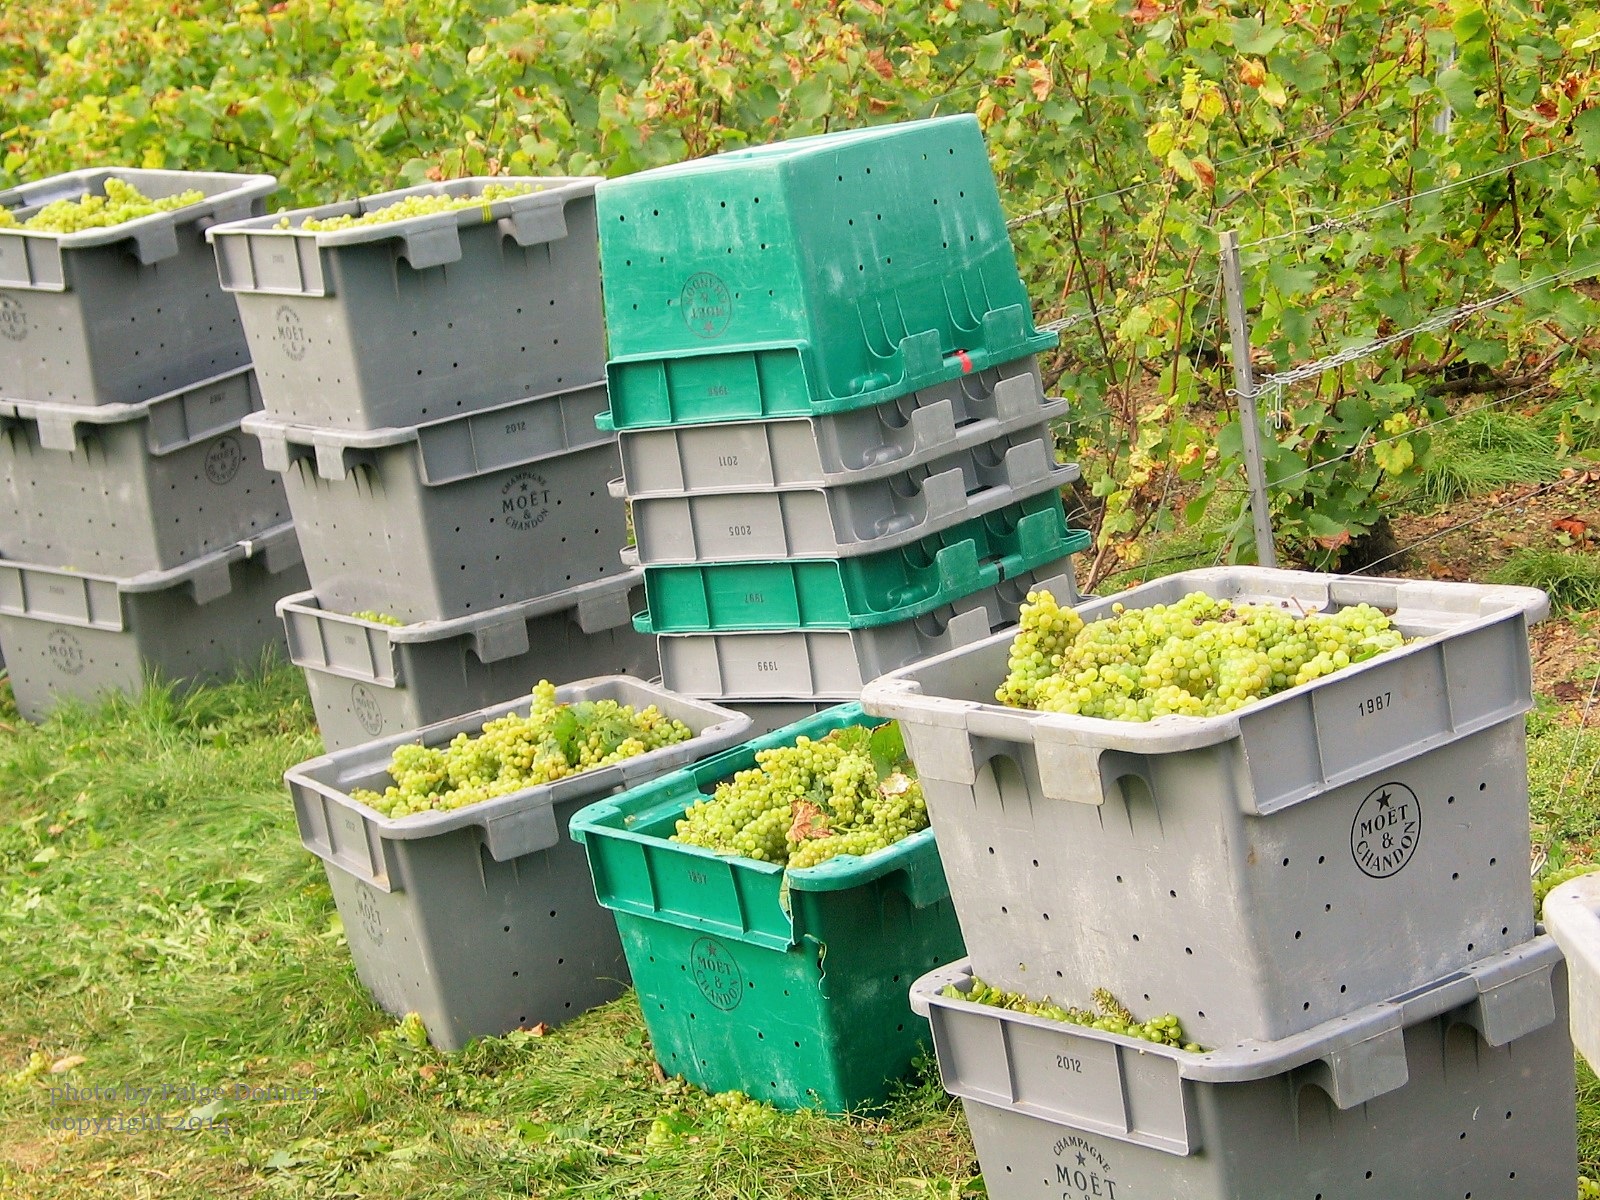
861, 565, 1549, 756
285, 676, 751, 846
0, 166, 277, 251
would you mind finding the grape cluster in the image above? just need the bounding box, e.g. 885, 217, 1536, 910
0, 178, 205, 233
1534, 861, 1600, 917
996, 589, 1406, 721
670, 723, 927, 870
280, 183, 536, 232
948, 976, 1202, 1051
350, 610, 404, 627
352, 680, 693, 818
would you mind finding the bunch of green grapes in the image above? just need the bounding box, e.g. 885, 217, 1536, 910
6, 178, 205, 233
948, 976, 1203, 1052
996, 589, 1406, 721
352, 680, 693, 817
282, 182, 536, 232
1534, 861, 1600, 917
350, 610, 404, 627
671, 722, 927, 870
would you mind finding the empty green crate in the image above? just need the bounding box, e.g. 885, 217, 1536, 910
568, 704, 967, 1112
0, 168, 276, 407
636, 509, 1088, 633
596, 115, 1055, 430
656, 563, 1077, 700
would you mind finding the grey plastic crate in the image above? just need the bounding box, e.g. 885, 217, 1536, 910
0, 168, 276, 406
243, 382, 626, 623
209, 177, 604, 430
0, 366, 289, 574
617, 357, 1065, 497
909, 941, 1574, 1199
861, 567, 1548, 1047
280, 571, 660, 752
659, 566, 1076, 699
284, 677, 751, 1050
620, 434, 1078, 566
1539, 873, 1600, 1073
0, 524, 308, 721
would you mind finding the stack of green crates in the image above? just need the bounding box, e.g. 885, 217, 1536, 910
596, 114, 1088, 731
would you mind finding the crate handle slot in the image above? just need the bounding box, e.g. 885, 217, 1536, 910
32, 410, 86, 453
130, 217, 181, 266
472, 615, 531, 665
506, 200, 570, 248
399, 222, 463, 271
1288, 1021, 1409, 1110
482, 802, 561, 862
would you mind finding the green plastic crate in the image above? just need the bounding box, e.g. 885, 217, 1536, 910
596, 115, 1055, 430
568, 704, 966, 1112
634, 506, 1088, 633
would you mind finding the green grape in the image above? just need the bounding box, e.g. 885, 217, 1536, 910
279, 183, 538, 232
350, 679, 694, 818
996, 589, 1407, 722
0, 207, 16, 228
670, 722, 927, 870
1534, 861, 1600, 918
19, 179, 206, 233
945, 976, 1203, 1051
350, 610, 404, 627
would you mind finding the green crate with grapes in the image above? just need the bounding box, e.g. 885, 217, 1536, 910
0, 167, 276, 407
568, 704, 967, 1113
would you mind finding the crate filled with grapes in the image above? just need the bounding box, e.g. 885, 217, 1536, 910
208, 177, 605, 430
277, 571, 658, 752
0, 168, 277, 407
860, 567, 1549, 1046
284, 677, 750, 1050
908, 940, 1576, 1200
568, 705, 966, 1112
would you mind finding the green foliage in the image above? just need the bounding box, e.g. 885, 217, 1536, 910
3, 0, 1599, 569
1492, 547, 1600, 611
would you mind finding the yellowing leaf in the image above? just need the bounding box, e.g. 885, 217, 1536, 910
1145, 120, 1176, 159
1373, 437, 1415, 475
1259, 73, 1288, 108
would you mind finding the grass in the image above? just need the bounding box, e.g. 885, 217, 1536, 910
1493, 548, 1600, 612
5, 528, 1600, 1195
0, 667, 975, 1200
1408, 405, 1569, 509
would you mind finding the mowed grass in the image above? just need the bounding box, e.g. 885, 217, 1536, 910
0, 666, 974, 1200
2, 656, 1600, 1196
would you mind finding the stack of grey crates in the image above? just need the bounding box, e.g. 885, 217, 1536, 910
861, 570, 1579, 1198
0, 168, 311, 721
209, 178, 658, 750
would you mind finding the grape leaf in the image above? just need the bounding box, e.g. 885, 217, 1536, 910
869, 721, 915, 781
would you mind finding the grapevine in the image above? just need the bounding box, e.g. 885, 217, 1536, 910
279, 183, 537, 232
1534, 862, 1600, 918
670, 722, 926, 870
1, 178, 204, 233
947, 976, 1202, 1052
996, 589, 1406, 721
350, 610, 404, 627
352, 680, 692, 818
